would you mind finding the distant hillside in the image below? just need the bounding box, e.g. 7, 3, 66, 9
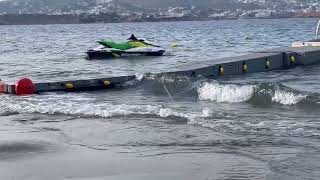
112, 0, 260, 10
0, 0, 95, 14
0, 0, 261, 14
0, 0, 317, 14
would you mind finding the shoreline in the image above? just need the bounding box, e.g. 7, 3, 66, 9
0, 14, 319, 26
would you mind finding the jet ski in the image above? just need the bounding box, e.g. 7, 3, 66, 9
86, 34, 165, 59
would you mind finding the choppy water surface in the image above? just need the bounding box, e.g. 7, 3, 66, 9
1, 18, 320, 180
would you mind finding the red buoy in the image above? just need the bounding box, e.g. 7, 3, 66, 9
15, 78, 35, 95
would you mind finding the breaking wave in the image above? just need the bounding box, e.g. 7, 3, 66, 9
0, 77, 317, 122
198, 82, 255, 103
272, 90, 307, 105
0, 80, 318, 138
197, 82, 309, 105
139, 75, 311, 106
0, 94, 209, 122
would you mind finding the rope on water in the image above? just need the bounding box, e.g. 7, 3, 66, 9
161, 77, 175, 104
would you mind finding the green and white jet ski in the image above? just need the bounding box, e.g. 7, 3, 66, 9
86, 34, 165, 59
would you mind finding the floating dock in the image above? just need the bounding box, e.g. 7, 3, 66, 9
1, 46, 320, 95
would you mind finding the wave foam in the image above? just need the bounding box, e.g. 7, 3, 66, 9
0, 95, 212, 122
198, 82, 309, 106
198, 82, 255, 103
272, 90, 306, 105
1, 101, 161, 118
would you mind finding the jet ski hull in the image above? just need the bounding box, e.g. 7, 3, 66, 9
86, 49, 165, 60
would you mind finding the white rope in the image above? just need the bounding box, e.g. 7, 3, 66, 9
161, 77, 175, 104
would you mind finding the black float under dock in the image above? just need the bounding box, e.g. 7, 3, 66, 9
1, 46, 320, 95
